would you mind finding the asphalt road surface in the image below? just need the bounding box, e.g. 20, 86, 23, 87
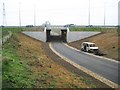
51, 42, 120, 85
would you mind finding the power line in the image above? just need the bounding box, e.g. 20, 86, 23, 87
19, 2, 21, 27
3, 3, 7, 26
88, 0, 90, 26
34, 5, 36, 26
104, 2, 106, 26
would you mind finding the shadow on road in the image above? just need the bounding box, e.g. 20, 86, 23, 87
48, 35, 67, 43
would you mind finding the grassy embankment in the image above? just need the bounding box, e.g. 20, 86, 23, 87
2, 28, 102, 88
2, 28, 28, 88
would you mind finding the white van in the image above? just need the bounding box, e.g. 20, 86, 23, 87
81, 42, 99, 54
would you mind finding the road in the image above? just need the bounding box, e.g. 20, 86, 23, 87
51, 42, 120, 85
22, 30, 119, 87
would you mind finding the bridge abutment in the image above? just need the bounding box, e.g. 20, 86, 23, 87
46, 29, 51, 42
61, 29, 67, 42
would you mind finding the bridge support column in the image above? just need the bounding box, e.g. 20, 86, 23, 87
46, 29, 51, 42
61, 29, 67, 42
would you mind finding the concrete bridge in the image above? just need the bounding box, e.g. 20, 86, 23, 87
22, 27, 100, 43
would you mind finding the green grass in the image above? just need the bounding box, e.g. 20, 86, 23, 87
69, 27, 117, 32
0, 28, 2, 39
2, 34, 36, 88
2, 28, 23, 36
1, 27, 43, 37
70, 27, 101, 31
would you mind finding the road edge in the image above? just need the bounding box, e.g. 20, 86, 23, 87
49, 43, 119, 88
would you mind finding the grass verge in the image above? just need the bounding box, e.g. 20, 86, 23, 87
69, 27, 118, 33
2, 34, 34, 88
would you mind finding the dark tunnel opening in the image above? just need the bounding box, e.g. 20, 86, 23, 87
46, 29, 67, 42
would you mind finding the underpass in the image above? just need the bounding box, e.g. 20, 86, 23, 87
22, 27, 119, 88
46, 27, 67, 42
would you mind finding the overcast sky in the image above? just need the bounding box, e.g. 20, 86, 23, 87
0, 0, 119, 26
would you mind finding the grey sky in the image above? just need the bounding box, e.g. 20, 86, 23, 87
0, 0, 119, 26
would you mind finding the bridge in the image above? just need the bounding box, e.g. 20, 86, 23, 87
22, 26, 100, 43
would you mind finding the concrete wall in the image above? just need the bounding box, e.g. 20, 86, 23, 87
67, 31, 100, 43
22, 31, 46, 42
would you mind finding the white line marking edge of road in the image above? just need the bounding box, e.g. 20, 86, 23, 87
49, 43, 119, 88
64, 43, 119, 64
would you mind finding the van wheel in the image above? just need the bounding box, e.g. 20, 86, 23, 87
88, 50, 91, 53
